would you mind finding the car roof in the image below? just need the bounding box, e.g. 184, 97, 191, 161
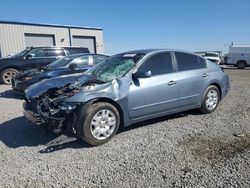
121, 49, 160, 54
65, 53, 109, 58
26, 46, 89, 50
120, 49, 201, 56
205, 52, 219, 54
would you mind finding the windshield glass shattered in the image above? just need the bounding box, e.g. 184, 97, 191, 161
84, 53, 145, 82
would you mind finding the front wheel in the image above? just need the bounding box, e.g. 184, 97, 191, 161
80, 102, 120, 146
1, 68, 19, 84
199, 85, 220, 114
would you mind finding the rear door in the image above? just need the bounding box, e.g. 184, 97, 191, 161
174, 52, 207, 107
128, 52, 178, 119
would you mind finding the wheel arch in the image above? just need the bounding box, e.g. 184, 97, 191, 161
1, 65, 23, 72
93, 97, 125, 128
236, 60, 247, 67
0, 66, 22, 84
236, 60, 247, 64
207, 82, 222, 100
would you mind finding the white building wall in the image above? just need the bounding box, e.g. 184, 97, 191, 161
70, 28, 104, 54
0, 22, 103, 57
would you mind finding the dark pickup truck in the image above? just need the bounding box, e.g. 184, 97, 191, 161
0, 46, 89, 84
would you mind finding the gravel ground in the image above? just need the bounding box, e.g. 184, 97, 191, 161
0, 67, 249, 188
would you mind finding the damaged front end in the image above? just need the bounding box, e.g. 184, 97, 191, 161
22, 52, 146, 146
23, 74, 109, 137
23, 86, 79, 136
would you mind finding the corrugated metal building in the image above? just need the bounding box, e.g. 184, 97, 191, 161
0, 21, 104, 57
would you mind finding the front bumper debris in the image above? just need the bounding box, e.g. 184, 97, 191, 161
45, 134, 78, 148
12, 78, 32, 94
23, 102, 42, 124
23, 100, 80, 148
23, 97, 78, 135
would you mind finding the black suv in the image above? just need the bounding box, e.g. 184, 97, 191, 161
0, 46, 90, 84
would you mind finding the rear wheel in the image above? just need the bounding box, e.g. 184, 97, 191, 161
1, 68, 19, 85
80, 102, 120, 146
199, 85, 220, 114
237, 61, 246, 69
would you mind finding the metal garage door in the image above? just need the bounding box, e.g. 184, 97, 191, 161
25, 33, 55, 47
72, 36, 96, 53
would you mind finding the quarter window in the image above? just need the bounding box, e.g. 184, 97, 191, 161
198, 57, 206, 66
175, 52, 206, 71
138, 52, 173, 76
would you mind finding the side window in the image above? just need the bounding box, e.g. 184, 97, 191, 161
28, 49, 45, 57
92, 55, 107, 65
45, 49, 65, 57
66, 48, 90, 54
138, 52, 173, 76
175, 52, 206, 71
71, 56, 89, 67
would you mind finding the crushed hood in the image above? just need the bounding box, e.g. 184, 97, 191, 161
25, 73, 91, 99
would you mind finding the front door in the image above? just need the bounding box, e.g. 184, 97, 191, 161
128, 52, 178, 119
23, 48, 48, 70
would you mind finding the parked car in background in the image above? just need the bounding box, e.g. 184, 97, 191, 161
23, 49, 230, 146
227, 45, 250, 69
0, 46, 90, 84
12, 53, 108, 94
203, 52, 222, 65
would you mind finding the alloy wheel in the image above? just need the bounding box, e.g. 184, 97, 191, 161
3, 70, 18, 84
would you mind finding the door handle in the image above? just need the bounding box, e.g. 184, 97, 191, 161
202, 73, 208, 78
168, 80, 177, 86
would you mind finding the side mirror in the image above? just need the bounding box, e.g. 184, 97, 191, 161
25, 53, 35, 59
132, 70, 152, 79
69, 63, 77, 70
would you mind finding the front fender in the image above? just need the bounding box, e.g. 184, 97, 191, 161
64, 77, 131, 103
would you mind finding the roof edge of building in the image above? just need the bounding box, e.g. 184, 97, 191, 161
0, 20, 103, 31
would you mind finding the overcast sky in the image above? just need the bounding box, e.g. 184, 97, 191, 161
0, 0, 250, 54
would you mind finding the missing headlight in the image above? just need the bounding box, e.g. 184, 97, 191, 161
83, 83, 96, 91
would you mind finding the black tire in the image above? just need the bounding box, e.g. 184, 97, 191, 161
199, 85, 220, 114
1, 68, 19, 85
237, 61, 246, 69
80, 102, 120, 146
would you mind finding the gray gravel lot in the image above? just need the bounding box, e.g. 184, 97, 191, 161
0, 67, 249, 187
